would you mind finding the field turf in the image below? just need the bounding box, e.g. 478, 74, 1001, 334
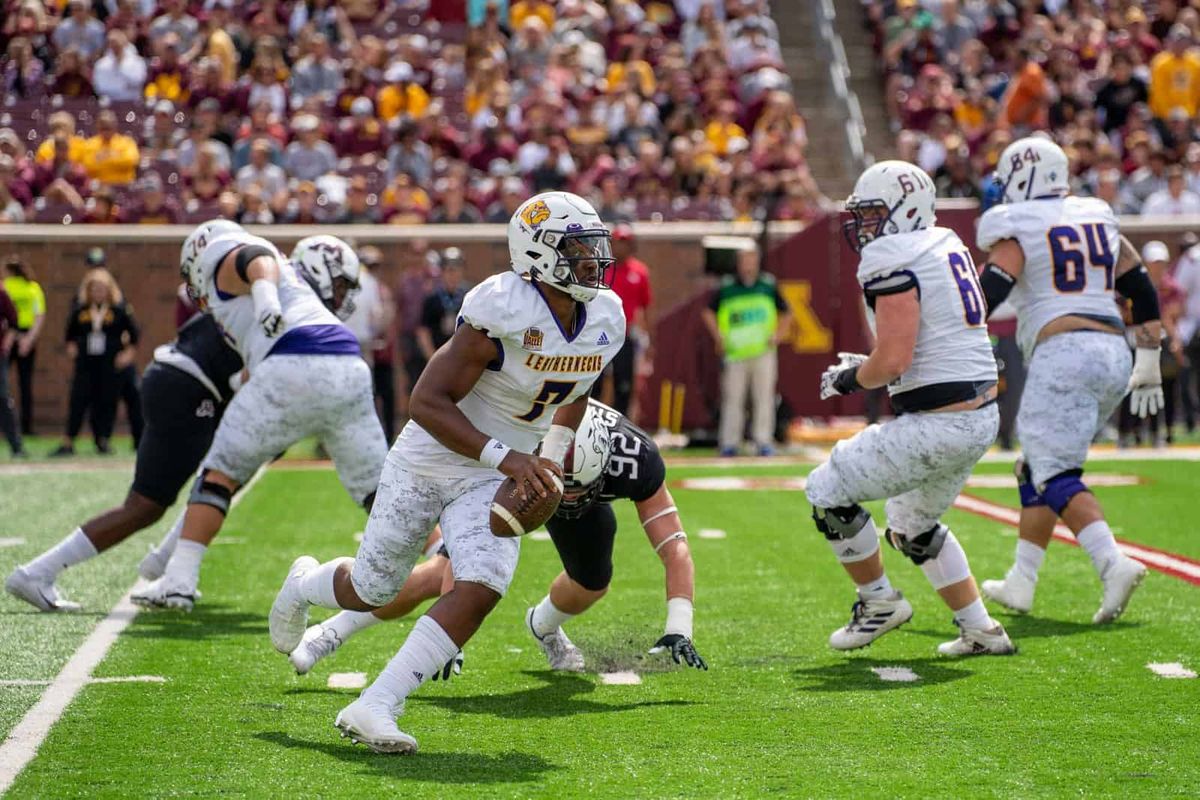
1, 454, 1198, 798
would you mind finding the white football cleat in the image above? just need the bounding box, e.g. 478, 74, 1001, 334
131, 573, 198, 611
335, 697, 418, 754
138, 545, 173, 581
290, 624, 343, 675
269, 556, 318, 653
981, 570, 1036, 614
1093, 556, 1147, 624
937, 621, 1016, 657
5, 566, 82, 613
828, 591, 913, 651
526, 607, 585, 672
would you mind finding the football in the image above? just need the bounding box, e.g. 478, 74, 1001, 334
489, 469, 564, 537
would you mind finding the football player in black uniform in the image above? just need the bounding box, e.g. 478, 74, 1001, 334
288, 399, 706, 674
7, 271, 244, 611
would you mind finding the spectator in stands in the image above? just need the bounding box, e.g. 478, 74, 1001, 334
0, 281, 24, 456
592, 172, 635, 223
183, 142, 231, 203
82, 186, 125, 223
0, 160, 25, 224
144, 33, 189, 104
387, 122, 433, 186
429, 177, 483, 224
1187, 144, 1200, 197
236, 138, 287, 197
244, 57, 289, 118
603, 224, 652, 416
92, 30, 147, 102
486, 175, 527, 222
416, 247, 469, 365
935, 0, 976, 58
283, 114, 337, 181
3, 257, 43, 436
381, 172, 432, 223
1142, 164, 1200, 216
280, 180, 328, 224
1125, 146, 1169, 212
1149, 25, 1200, 120
334, 64, 375, 117
999, 48, 1049, 133
53, 0, 107, 61
31, 134, 88, 208
232, 100, 287, 168
105, 0, 151, 55
377, 62, 431, 122
1096, 52, 1149, 133
48, 47, 94, 98
53, 268, 139, 457
333, 97, 388, 159
196, 0, 239, 84
4, 37, 45, 98
77, 111, 138, 187
334, 176, 380, 223
142, 100, 182, 158
187, 59, 237, 114
125, 173, 181, 224
702, 238, 791, 457
934, 139, 981, 199
291, 33, 343, 107
1143, 241, 1186, 445
148, 0, 200, 53
1162, 107, 1200, 160
236, 184, 273, 224
1092, 168, 1135, 214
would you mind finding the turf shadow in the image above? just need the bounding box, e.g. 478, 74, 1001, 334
413, 670, 696, 719
124, 603, 268, 640
903, 615, 1140, 642
794, 657, 972, 692
254, 731, 558, 783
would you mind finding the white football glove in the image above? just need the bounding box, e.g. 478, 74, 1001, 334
1127, 347, 1164, 418
251, 279, 284, 338
819, 352, 869, 400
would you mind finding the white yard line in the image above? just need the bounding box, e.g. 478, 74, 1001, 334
870, 667, 920, 683
0, 538, 26, 548
599, 671, 642, 685
528, 530, 551, 542
1146, 662, 1197, 679
0, 467, 265, 796
327, 672, 367, 690
698, 528, 727, 539
0, 676, 166, 687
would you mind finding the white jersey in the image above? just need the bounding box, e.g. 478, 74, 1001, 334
977, 196, 1124, 358
396, 271, 626, 476
857, 227, 997, 405
197, 232, 351, 368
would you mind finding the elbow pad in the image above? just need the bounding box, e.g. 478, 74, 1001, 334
234, 244, 277, 283
1114, 264, 1161, 324
979, 263, 1016, 318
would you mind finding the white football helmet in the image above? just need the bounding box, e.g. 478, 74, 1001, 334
556, 401, 614, 518
995, 136, 1070, 203
180, 219, 243, 303
508, 191, 614, 303
843, 160, 937, 253
291, 235, 362, 320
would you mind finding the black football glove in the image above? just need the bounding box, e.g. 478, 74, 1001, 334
430, 649, 464, 681
650, 634, 708, 670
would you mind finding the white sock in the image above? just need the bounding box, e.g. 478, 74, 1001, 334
165, 539, 207, 586
325, 610, 382, 641
1076, 520, 1121, 574
857, 573, 893, 601
363, 615, 459, 708
298, 557, 353, 609
1013, 539, 1046, 582
953, 598, 992, 631
153, 510, 185, 556
23, 528, 98, 580
530, 595, 574, 638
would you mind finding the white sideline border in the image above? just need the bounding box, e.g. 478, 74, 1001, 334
0, 467, 265, 795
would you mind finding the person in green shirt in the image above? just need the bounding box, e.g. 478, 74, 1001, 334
702, 239, 792, 457
3, 257, 46, 436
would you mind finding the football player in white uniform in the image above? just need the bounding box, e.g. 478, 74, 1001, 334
808, 161, 1015, 657
268, 192, 626, 753
131, 230, 388, 610
975, 137, 1161, 622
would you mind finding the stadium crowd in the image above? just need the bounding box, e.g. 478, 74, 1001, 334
866, 0, 1200, 214
0, 0, 822, 225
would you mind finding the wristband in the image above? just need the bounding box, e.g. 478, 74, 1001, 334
250, 279, 281, 314
478, 438, 512, 470
664, 596, 694, 639
833, 365, 863, 395
540, 424, 574, 466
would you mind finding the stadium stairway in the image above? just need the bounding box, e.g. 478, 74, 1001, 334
831, 2, 894, 164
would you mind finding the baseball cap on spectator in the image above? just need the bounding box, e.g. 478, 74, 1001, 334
1168, 107, 1190, 122
385, 62, 414, 83
154, 99, 175, 116
138, 173, 164, 193
611, 223, 635, 241
1168, 24, 1192, 42
1142, 241, 1170, 263
293, 114, 320, 133
85, 247, 106, 266
441, 247, 464, 266
350, 97, 374, 117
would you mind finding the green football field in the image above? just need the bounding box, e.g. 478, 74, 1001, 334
1, 452, 1198, 799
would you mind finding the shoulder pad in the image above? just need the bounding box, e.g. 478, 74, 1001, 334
977, 205, 1016, 252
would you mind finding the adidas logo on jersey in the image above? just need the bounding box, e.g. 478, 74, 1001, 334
596, 331, 610, 346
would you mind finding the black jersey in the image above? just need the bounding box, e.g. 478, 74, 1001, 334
584, 402, 666, 506
156, 313, 245, 405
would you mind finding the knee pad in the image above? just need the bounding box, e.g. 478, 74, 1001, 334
916, 529, 971, 590
566, 560, 613, 593
1014, 458, 1046, 508
188, 472, 233, 516
886, 523, 947, 566
814, 504, 879, 563
1041, 469, 1088, 515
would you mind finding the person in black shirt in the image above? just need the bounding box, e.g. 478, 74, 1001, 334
52, 269, 139, 457
7, 293, 245, 612
415, 247, 469, 362
1095, 53, 1148, 133
285, 400, 707, 676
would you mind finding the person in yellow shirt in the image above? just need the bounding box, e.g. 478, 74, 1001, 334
704, 100, 747, 157
34, 111, 87, 165
79, 110, 140, 185
3, 256, 45, 436
509, 0, 554, 30
377, 62, 431, 122
1149, 25, 1200, 119
202, 1, 238, 83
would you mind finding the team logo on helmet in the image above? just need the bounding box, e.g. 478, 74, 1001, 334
519, 199, 552, 229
